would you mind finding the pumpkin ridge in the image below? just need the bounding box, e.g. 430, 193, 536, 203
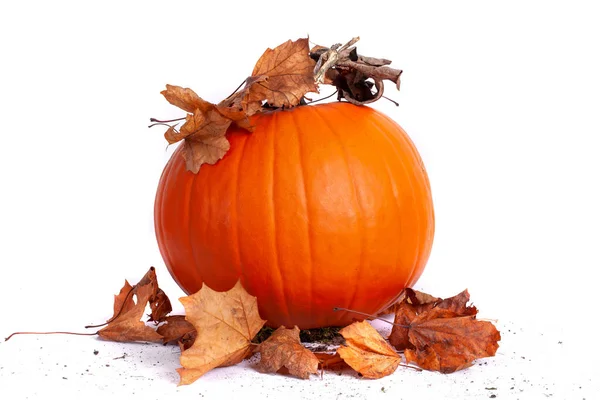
332, 106, 406, 293
268, 111, 293, 327
369, 111, 433, 287
364, 114, 414, 284
289, 107, 316, 326
231, 131, 249, 284
155, 150, 176, 286
187, 159, 204, 291
310, 104, 367, 320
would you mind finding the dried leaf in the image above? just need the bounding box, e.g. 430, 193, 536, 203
248, 38, 318, 108
389, 289, 500, 373
389, 289, 477, 350
255, 326, 319, 379
388, 302, 418, 350
311, 37, 402, 105
161, 85, 212, 114
177, 281, 266, 385
97, 268, 163, 343
156, 315, 195, 345
148, 288, 172, 323
314, 352, 346, 370
404, 308, 501, 373
336, 321, 400, 379
110, 280, 134, 320
182, 135, 231, 174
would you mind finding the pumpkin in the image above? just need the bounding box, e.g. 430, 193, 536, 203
154, 102, 434, 329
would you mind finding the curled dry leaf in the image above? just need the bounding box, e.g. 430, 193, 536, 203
156, 315, 196, 348
389, 289, 500, 373
97, 267, 164, 343
336, 321, 400, 379
311, 37, 402, 105
148, 288, 172, 323
177, 281, 267, 386
255, 326, 319, 379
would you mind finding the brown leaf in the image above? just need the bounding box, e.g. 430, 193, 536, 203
148, 288, 172, 323
177, 281, 267, 385
314, 352, 346, 369
156, 315, 195, 345
336, 321, 400, 379
432, 289, 478, 316
182, 135, 231, 174
389, 289, 476, 350
161, 85, 213, 114
110, 280, 134, 320
311, 37, 403, 105
160, 85, 235, 174
248, 38, 318, 108
404, 308, 501, 373
97, 268, 163, 343
255, 326, 319, 379
388, 302, 418, 350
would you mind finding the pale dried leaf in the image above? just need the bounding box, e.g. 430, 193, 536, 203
177, 281, 266, 385
182, 135, 231, 174
337, 321, 400, 379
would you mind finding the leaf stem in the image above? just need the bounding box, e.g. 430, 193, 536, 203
5, 331, 98, 341
305, 91, 338, 105
149, 117, 186, 123
332, 307, 409, 329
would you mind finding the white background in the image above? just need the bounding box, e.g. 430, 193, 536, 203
1, 1, 598, 399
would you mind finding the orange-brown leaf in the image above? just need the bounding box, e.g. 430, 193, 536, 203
110, 280, 134, 320
161, 84, 213, 114
177, 281, 266, 386
248, 38, 318, 108
97, 268, 163, 343
148, 288, 172, 323
405, 308, 501, 373
156, 315, 195, 345
388, 302, 418, 350
182, 135, 231, 174
255, 326, 319, 379
336, 321, 400, 379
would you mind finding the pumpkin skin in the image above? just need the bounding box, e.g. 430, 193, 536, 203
155, 102, 434, 329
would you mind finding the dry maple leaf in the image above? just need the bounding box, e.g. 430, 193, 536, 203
97, 268, 163, 343
337, 321, 401, 379
404, 308, 501, 373
177, 280, 267, 385
247, 38, 318, 108
255, 326, 319, 379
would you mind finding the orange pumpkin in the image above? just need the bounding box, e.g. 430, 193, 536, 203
155, 102, 434, 329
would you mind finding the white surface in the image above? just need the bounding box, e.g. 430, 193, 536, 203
1, 1, 598, 399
